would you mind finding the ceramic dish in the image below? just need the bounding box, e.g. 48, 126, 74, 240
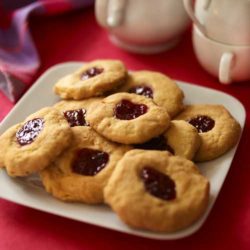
0, 62, 246, 240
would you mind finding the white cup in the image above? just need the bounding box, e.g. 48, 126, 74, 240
95, 0, 190, 54
192, 25, 250, 84
183, 0, 250, 45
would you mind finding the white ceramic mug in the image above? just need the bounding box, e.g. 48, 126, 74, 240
95, 0, 190, 54
183, 0, 250, 45
192, 25, 250, 84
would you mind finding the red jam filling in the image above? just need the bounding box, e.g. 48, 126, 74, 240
140, 167, 176, 201
71, 148, 109, 176
81, 67, 104, 80
63, 109, 89, 127
16, 118, 44, 146
114, 99, 148, 120
128, 85, 153, 99
134, 135, 175, 155
188, 115, 215, 133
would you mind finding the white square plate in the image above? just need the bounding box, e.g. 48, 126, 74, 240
0, 62, 246, 240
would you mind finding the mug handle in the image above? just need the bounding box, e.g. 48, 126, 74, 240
219, 52, 234, 84
183, 0, 209, 34
107, 0, 126, 27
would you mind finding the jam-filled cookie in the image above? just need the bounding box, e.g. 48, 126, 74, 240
87, 93, 170, 144
40, 127, 130, 204
104, 150, 209, 232
54, 97, 102, 127
117, 71, 184, 117
54, 60, 127, 100
175, 105, 241, 162
0, 107, 72, 176
0, 124, 21, 168
134, 120, 201, 160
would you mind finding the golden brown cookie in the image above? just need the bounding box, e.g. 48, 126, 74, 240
175, 105, 241, 162
134, 120, 201, 160
0, 124, 20, 168
87, 93, 170, 144
40, 127, 130, 204
54, 60, 127, 100
117, 71, 184, 117
104, 149, 209, 232
54, 97, 102, 127
1, 107, 72, 176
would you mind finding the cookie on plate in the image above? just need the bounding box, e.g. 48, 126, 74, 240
117, 71, 184, 117
0, 107, 72, 176
40, 127, 130, 204
54, 60, 127, 100
54, 97, 102, 127
134, 120, 201, 160
0, 124, 21, 168
104, 149, 209, 232
175, 105, 241, 162
87, 93, 170, 144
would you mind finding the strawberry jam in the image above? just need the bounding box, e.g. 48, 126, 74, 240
16, 118, 44, 146
72, 148, 109, 176
134, 135, 175, 155
114, 99, 148, 120
188, 115, 215, 133
140, 167, 176, 201
128, 85, 153, 99
63, 109, 89, 127
81, 67, 104, 80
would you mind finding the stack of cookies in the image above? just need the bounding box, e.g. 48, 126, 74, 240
0, 59, 241, 233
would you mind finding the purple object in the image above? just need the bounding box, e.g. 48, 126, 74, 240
0, 0, 94, 102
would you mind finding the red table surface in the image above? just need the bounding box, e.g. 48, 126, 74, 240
0, 8, 250, 250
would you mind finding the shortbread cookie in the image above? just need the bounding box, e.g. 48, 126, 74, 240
118, 71, 184, 117
54, 98, 102, 127
104, 150, 209, 232
175, 105, 241, 162
0, 124, 21, 168
134, 120, 201, 160
1, 107, 72, 176
54, 60, 127, 99
40, 127, 130, 204
87, 93, 170, 144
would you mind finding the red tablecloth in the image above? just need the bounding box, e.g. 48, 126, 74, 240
0, 8, 250, 250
